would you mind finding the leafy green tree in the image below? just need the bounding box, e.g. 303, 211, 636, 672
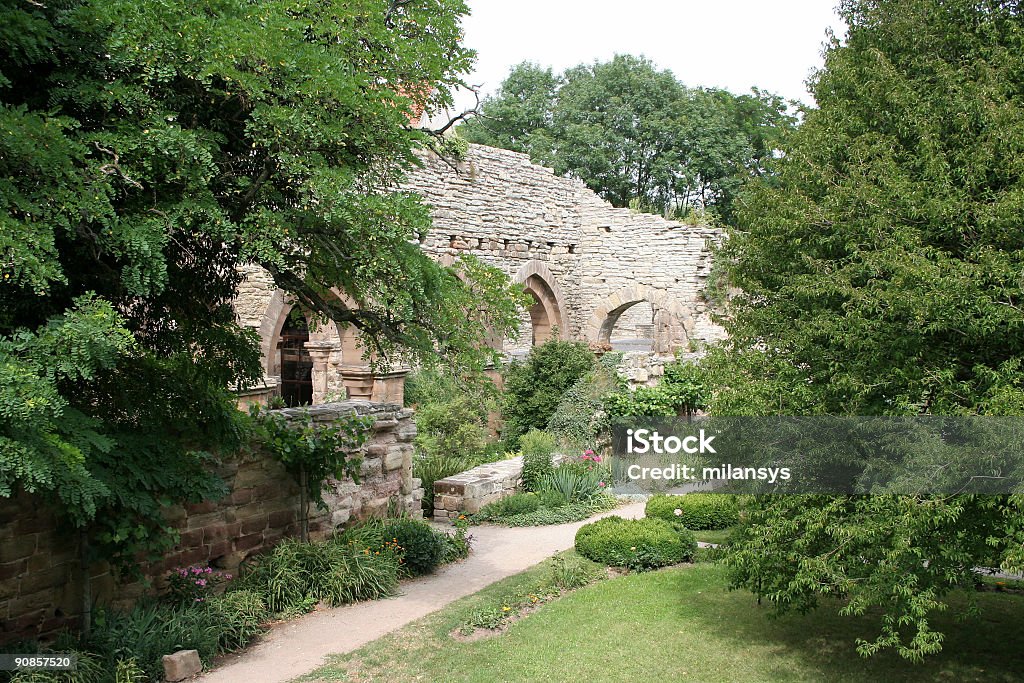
462, 54, 796, 218
707, 0, 1024, 659
502, 340, 595, 446
1, 0, 521, 581
460, 61, 559, 160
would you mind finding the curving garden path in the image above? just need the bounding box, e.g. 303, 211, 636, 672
196, 502, 646, 683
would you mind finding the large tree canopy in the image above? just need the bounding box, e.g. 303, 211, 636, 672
461, 55, 796, 220
0, 0, 521, 569
707, 0, 1024, 660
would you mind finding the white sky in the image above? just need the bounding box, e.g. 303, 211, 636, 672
451, 1, 846, 113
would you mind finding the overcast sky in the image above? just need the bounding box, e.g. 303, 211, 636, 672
450, 1, 846, 113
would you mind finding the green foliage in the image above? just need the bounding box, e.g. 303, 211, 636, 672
462, 56, 797, 218
502, 340, 595, 446
1, 0, 521, 578
475, 495, 616, 527
519, 429, 556, 491
232, 537, 399, 614
575, 516, 696, 571
87, 604, 220, 681
536, 466, 607, 504
339, 516, 463, 576
252, 406, 372, 539
413, 454, 476, 513
703, 0, 1024, 661
476, 492, 542, 518
645, 494, 741, 530
546, 352, 624, 452
406, 368, 497, 462
379, 518, 446, 576
547, 554, 600, 590
203, 589, 268, 653
605, 360, 708, 418
439, 516, 473, 564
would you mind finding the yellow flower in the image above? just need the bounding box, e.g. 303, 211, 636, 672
502, 606, 511, 612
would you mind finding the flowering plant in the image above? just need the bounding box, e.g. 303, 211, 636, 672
166, 564, 232, 605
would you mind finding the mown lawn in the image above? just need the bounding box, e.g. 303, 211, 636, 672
301, 559, 1024, 683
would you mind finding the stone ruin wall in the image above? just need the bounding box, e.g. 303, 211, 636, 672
0, 402, 420, 645
404, 144, 726, 355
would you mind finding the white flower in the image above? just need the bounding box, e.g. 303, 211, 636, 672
674, 508, 682, 516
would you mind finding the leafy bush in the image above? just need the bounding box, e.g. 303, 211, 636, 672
605, 360, 708, 418
519, 429, 556, 491
477, 495, 617, 527
87, 603, 221, 681
203, 590, 268, 652
645, 493, 741, 530
547, 352, 624, 452
379, 518, 446, 575
406, 368, 497, 460
536, 466, 606, 503
548, 554, 601, 590
439, 516, 473, 564
475, 492, 542, 519
341, 517, 453, 576
575, 516, 697, 570
502, 341, 595, 446
233, 537, 399, 613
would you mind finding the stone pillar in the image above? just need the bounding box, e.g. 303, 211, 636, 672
305, 341, 339, 405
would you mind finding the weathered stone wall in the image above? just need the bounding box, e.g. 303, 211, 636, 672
231, 143, 725, 394
404, 144, 726, 352
0, 402, 420, 645
433, 457, 525, 519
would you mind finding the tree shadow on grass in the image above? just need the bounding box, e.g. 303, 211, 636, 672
675, 567, 1024, 683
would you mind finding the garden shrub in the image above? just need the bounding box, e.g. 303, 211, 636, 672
575, 516, 697, 570
645, 493, 741, 530
519, 429, 556, 491
547, 352, 624, 452
502, 340, 596, 447
604, 360, 709, 418
204, 589, 269, 652
341, 517, 453, 576
378, 518, 446, 575
406, 368, 497, 460
475, 495, 617, 527
233, 537, 399, 614
87, 603, 221, 681
475, 492, 542, 520
536, 466, 605, 503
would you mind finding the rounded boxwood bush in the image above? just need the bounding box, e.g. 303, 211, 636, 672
645, 493, 741, 530
575, 516, 696, 570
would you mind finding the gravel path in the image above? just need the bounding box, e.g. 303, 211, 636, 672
195, 502, 646, 683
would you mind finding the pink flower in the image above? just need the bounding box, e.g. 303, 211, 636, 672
598, 482, 606, 488
593, 455, 602, 463
196, 579, 207, 587
585, 449, 595, 455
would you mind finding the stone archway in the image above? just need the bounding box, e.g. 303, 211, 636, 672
514, 261, 570, 346
588, 285, 693, 354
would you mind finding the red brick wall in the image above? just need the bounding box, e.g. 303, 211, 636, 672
0, 401, 420, 644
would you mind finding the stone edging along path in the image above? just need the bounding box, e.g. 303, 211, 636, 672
195, 502, 647, 683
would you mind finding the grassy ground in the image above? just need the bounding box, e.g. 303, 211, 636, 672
301, 559, 1024, 683
691, 528, 733, 545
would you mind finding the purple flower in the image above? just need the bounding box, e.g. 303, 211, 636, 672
196, 578, 207, 587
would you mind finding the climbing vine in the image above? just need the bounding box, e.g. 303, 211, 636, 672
251, 406, 374, 540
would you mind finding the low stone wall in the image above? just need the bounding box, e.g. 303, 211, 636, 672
433, 457, 524, 520
0, 401, 421, 645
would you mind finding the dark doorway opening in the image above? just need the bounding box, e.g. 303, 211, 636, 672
279, 308, 313, 407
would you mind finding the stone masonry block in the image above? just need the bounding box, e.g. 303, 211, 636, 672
163, 650, 202, 682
